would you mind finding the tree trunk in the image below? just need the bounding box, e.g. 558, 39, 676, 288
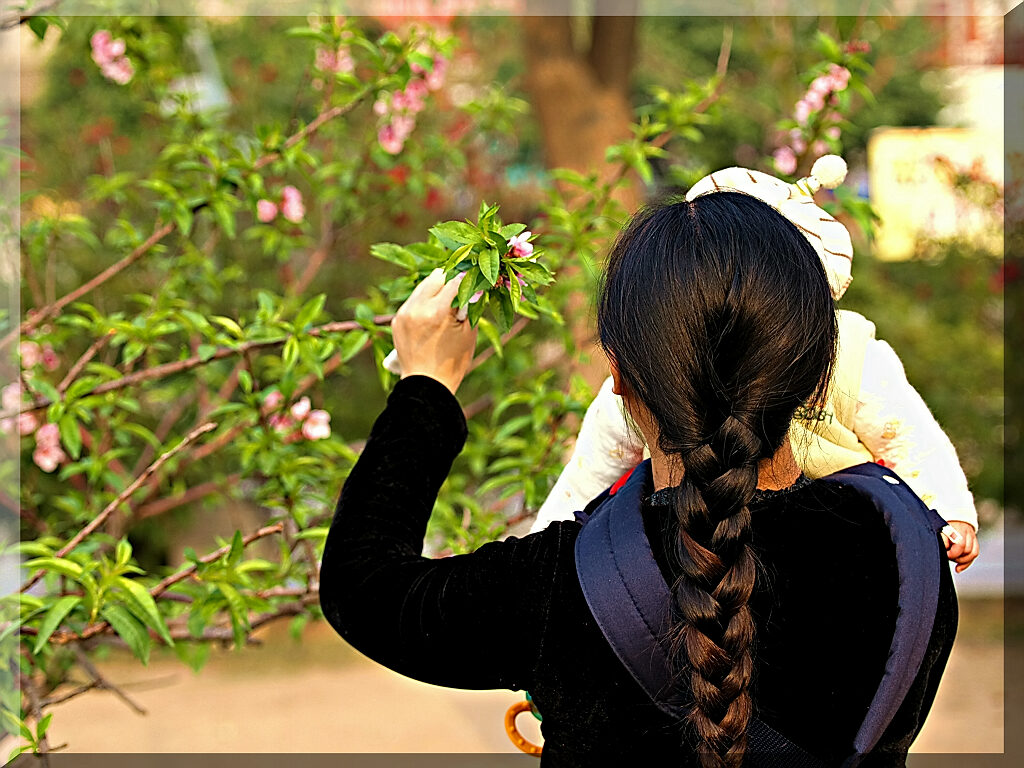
521, 10, 640, 390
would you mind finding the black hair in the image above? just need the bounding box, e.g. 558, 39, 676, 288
597, 191, 837, 768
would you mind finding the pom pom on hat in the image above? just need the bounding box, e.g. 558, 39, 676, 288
794, 154, 848, 196
810, 154, 848, 189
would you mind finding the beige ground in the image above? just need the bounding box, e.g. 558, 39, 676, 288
33, 598, 1009, 754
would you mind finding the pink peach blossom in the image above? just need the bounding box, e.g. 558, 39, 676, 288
391, 115, 415, 140
315, 45, 354, 74
33, 444, 65, 473
507, 231, 534, 259
425, 57, 447, 91
18, 412, 38, 436
811, 140, 828, 157
101, 57, 134, 85
257, 199, 278, 223
290, 396, 312, 420
378, 124, 404, 155
803, 89, 825, 112
825, 126, 842, 140
773, 146, 798, 175
36, 422, 60, 447
19, 341, 41, 368
2, 382, 22, 411
41, 345, 59, 372
373, 97, 389, 116
404, 79, 428, 111
281, 186, 305, 223
301, 410, 331, 440
794, 100, 812, 125
808, 75, 832, 97
269, 412, 294, 434
263, 390, 284, 411
828, 64, 851, 90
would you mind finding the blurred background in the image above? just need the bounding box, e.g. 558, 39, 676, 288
6, 5, 1018, 757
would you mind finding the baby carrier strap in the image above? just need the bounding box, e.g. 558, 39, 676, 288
574, 460, 948, 766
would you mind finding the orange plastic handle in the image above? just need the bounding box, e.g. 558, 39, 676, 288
504, 699, 543, 756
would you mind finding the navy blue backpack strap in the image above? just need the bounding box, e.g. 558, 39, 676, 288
575, 459, 947, 767
819, 463, 948, 766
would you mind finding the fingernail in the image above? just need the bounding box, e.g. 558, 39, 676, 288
454, 271, 468, 284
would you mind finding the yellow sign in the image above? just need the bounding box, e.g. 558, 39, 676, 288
868, 127, 1003, 260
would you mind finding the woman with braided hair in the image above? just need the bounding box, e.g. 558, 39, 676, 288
319, 192, 957, 766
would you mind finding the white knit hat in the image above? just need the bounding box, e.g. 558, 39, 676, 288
684, 155, 853, 300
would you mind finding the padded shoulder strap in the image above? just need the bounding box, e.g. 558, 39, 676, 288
818, 463, 948, 765
575, 461, 947, 766
574, 461, 685, 718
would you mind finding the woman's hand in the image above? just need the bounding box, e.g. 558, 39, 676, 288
392, 268, 478, 395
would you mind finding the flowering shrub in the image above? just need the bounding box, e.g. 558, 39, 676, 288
2, 13, 887, 757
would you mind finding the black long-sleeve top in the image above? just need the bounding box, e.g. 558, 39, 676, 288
320, 376, 957, 766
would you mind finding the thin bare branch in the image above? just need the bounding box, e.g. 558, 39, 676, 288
132, 474, 241, 521
147, 523, 285, 599
71, 644, 146, 716
46, 523, 285, 646
58, 330, 117, 395
3, 316, 395, 420
20, 422, 217, 593
694, 24, 734, 113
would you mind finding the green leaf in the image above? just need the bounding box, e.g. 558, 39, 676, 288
32, 596, 80, 653
499, 223, 526, 239
27, 16, 49, 40
476, 318, 503, 358
354, 303, 378, 330
370, 243, 416, 269
294, 294, 326, 330
218, 583, 249, 649
211, 315, 244, 339
443, 242, 474, 272
429, 221, 478, 249
457, 267, 483, 308
508, 260, 553, 285
120, 422, 161, 449
282, 336, 300, 370
197, 344, 218, 362
116, 577, 173, 646
506, 266, 522, 312
211, 199, 237, 239
339, 330, 370, 363
238, 369, 253, 393
101, 604, 152, 664
478, 249, 500, 287
495, 290, 515, 333
58, 414, 83, 461
35, 713, 52, 740
24, 557, 83, 580
815, 30, 842, 61
227, 531, 244, 567
292, 527, 329, 541
115, 539, 132, 566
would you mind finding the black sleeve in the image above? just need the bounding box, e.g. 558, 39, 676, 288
319, 374, 565, 692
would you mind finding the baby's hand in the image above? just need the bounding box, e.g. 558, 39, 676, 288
940, 521, 980, 572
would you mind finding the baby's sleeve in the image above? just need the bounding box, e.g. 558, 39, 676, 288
530, 376, 646, 533
853, 338, 978, 530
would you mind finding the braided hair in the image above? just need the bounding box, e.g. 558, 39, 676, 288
597, 192, 837, 767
